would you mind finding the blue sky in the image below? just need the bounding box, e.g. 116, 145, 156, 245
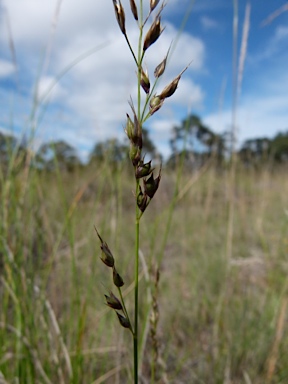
0, 0, 288, 160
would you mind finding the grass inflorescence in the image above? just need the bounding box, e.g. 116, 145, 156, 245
94, 1, 190, 382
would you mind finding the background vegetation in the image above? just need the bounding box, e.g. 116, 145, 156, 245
0, 116, 288, 383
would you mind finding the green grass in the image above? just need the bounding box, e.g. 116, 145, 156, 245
1, 159, 288, 383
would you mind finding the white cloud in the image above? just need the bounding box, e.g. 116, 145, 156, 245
200, 16, 220, 30
203, 92, 288, 146
275, 25, 288, 40
250, 23, 288, 64
0, 59, 15, 77
167, 77, 204, 107
37, 75, 67, 102
48, 20, 205, 155
1, 2, 58, 47
0, 126, 16, 136
148, 117, 176, 158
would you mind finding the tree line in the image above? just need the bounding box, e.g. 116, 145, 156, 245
1, 115, 288, 172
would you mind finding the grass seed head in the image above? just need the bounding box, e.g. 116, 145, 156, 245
105, 292, 123, 310
154, 44, 171, 78
154, 56, 167, 78
125, 114, 134, 141
140, 67, 150, 94
144, 169, 161, 198
129, 0, 138, 20
143, 16, 163, 51
149, 95, 164, 115
150, 0, 161, 12
137, 186, 149, 212
135, 160, 154, 179
95, 227, 115, 267
113, 266, 124, 287
129, 143, 141, 166
100, 248, 115, 268
159, 63, 191, 99
128, 100, 143, 149
112, 0, 126, 35
159, 75, 180, 99
116, 312, 131, 329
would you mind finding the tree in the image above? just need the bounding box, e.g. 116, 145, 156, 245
0, 131, 27, 172
238, 137, 271, 166
0, 132, 18, 165
89, 129, 158, 166
168, 114, 226, 169
35, 140, 81, 171
238, 132, 288, 166
271, 131, 288, 163
89, 138, 128, 165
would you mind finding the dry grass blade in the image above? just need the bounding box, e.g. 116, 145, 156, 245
237, 2, 250, 100
38, 310, 65, 384
2, 6, 18, 77
261, 4, 288, 27
0, 323, 53, 384
42, 0, 64, 75
266, 297, 288, 382
0, 372, 9, 384
44, 298, 73, 379
90, 365, 125, 384
176, 160, 210, 202
227, 0, 251, 262
70, 346, 126, 356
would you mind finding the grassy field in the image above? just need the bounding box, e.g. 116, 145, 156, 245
3, 1, 288, 382
1, 158, 288, 383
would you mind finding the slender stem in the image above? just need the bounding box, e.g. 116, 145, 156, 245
124, 33, 138, 66
134, 179, 140, 384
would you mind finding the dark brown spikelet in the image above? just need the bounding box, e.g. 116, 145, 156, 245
125, 114, 134, 141
128, 100, 142, 149
137, 186, 149, 212
113, 266, 124, 287
144, 168, 161, 198
129, 143, 141, 166
150, 0, 161, 12
159, 63, 191, 99
154, 57, 167, 78
95, 227, 115, 267
135, 160, 153, 179
125, 112, 142, 150
149, 94, 164, 115
105, 292, 123, 310
116, 312, 131, 329
154, 44, 171, 78
140, 67, 150, 94
143, 16, 163, 51
129, 0, 138, 20
112, 0, 126, 35
159, 75, 180, 99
